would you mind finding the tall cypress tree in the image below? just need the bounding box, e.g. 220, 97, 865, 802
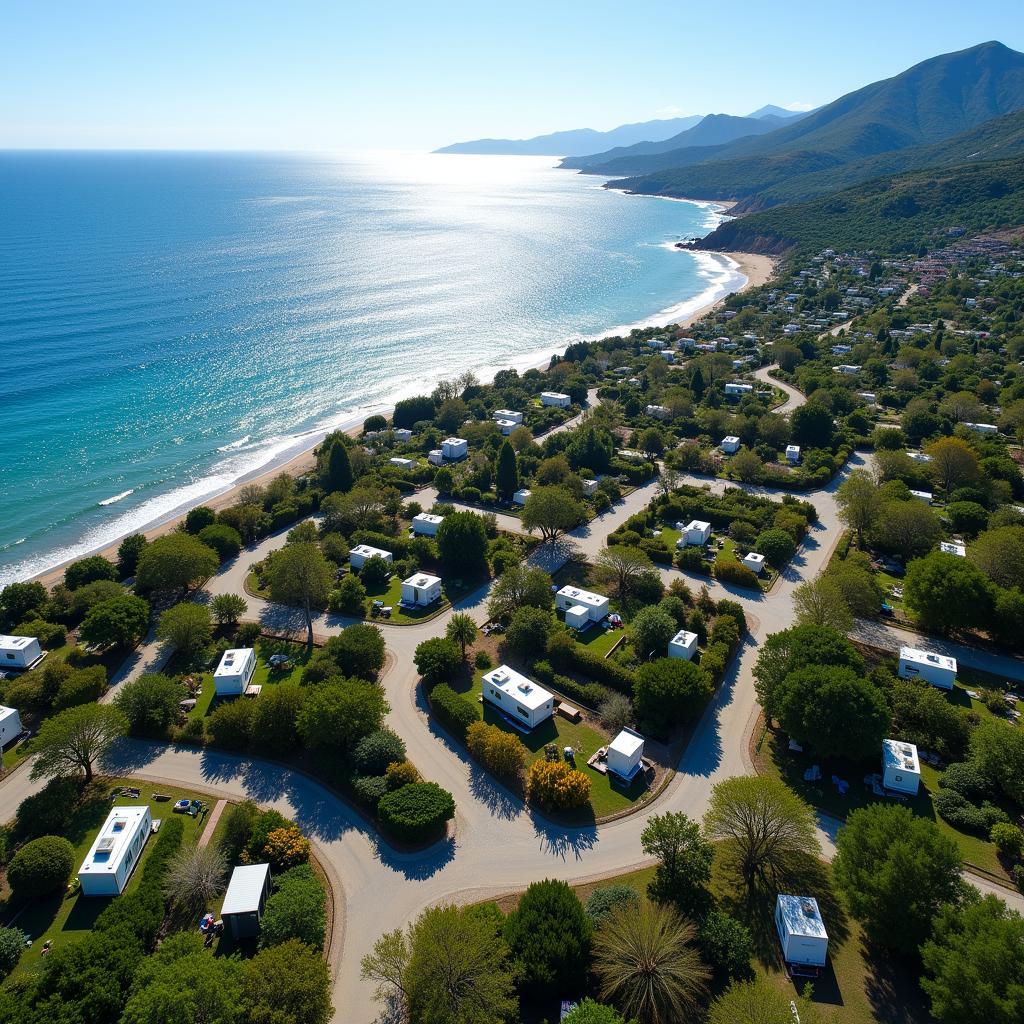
495, 440, 519, 499
325, 439, 354, 493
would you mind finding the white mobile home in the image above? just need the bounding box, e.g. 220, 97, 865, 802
428, 449, 444, 466
411, 513, 444, 537
898, 646, 957, 689
606, 729, 645, 781
493, 409, 523, 425
785, 445, 801, 464
555, 586, 609, 623
388, 457, 416, 469
0, 706, 23, 747
441, 437, 468, 460
910, 489, 933, 504
835, 364, 862, 375
964, 422, 998, 435
214, 647, 257, 696
775, 895, 829, 968
668, 630, 698, 661
857, 391, 877, 405
678, 520, 711, 547
742, 552, 766, 575
496, 418, 518, 435
0, 635, 43, 671
882, 738, 921, 795
720, 436, 740, 454
222, 863, 272, 939
724, 382, 753, 397
78, 805, 152, 896
940, 541, 966, 557
392, 428, 413, 442
349, 544, 393, 570
482, 665, 554, 729
581, 478, 599, 497
540, 391, 571, 408
646, 404, 670, 419
401, 573, 442, 607
513, 488, 532, 506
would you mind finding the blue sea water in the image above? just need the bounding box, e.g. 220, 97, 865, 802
0, 150, 741, 583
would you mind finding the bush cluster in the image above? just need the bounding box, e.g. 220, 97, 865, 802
429, 683, 479, 740
377, 782, 456, 843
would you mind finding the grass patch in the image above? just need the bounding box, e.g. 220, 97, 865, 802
362, 574, 453, 624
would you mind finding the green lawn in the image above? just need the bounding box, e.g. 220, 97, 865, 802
660, 524, 776, 590
568, 621, 624, 657
5, 779, 212, 980
363, 574, 452, 624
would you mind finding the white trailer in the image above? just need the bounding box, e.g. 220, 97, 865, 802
78, 805, 152, 896
775, 894, 829, 968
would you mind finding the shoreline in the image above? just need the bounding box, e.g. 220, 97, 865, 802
24, 247, 776, 590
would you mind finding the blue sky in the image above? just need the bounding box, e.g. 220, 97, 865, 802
2, 0, 1022, 150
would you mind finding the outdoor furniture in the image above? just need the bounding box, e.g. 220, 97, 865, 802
803, 765, 821, 782
173, 799, 192, 814
151, 818, 162, 834
153, 793, 171, 802
556, 702, 581, 722
788, 739, 804, 753
244, 684, 262, 697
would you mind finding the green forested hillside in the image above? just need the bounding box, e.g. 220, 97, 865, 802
693, 157, 1024, 255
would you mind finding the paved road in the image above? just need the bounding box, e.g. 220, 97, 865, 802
6, 372, 1023, 1022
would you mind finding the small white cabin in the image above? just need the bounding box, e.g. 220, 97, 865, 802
668, 630, 698, 661
0, 635, 43, 671
742, 552, 766, 575
441, 437, 468, 460
940, 541, 966, 557
214, 647, 257, 696
910, 489, 933, 504
725, 382, 753, 397
785, 445, 801, 464
606, 728, 645, 781
350, 544, 393, 570
388, 457, 416, 469
555, 586, 609, 623
392, 428, 413, 442
513, 488, 532, 506
78, 805, 152, 896
411, 513, 444, 537
493, 409, 523, 425
482, 665, 553, 729
564, 604, 591, 631
906, 450, 933, 463
882, 738, 921, 795
222, 863, 272, 939
496, 418, 518, 435
720, 436, 740, 454
646, 404, 670, 419
581, 478, 599, 497
540, 392, 571, 408
401, 573, 442, 607
898, 646, 956, 690
678, 520, 711, 547
857, 391, 877, 405
428, 449, 444, 466
0, 706, 23, 747
775, 895, 829, 967
964, 422, 998, 435
835, 364, 862, 375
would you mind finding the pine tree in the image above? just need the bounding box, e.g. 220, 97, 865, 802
495, 440, 519, 499
690, 366, 705, 400
325, 440, 354, 493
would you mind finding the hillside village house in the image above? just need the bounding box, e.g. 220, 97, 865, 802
495, 418, 517, 435
441, 437, 468, 460
513, 488, 531, 506
775, 895, 829, 969
720, 435, 741, 454
964, 422, 998, 435
785, 445, 801, 464
857, 391, 877, 405
906, 450, 933, 463
742, 552, 766, 575
677, 520, 711, 547
940, 540, 966, 557
898, 646, 957, 689
0, 635, 43, 671
0, 706, 23, 747
910, 489, 933, 504
427, 449, 444, 466
492, 408, 523, 425
540, 391, 571, 408
668, 629, 698, 661
646, 404, 670, 419
411, 513, 443, 537
349, 544, 393, 570
222, 863, 272, 940
555, 585, 610, 624
214, 648, 257, 696
882, 738, 921, 795
581, 478, 599, 497
835, 364, 862, 375
606, 728, 645, 781
78, 805, 152, 896
392, 428, 413, 442
388, 457, 416, 469
724, 382, 753, 397
401, 573, 442, 607
482, 665, 554, 729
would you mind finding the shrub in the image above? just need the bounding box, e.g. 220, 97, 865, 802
474, 649, 493, 670
699, 910, 753, 982
322, 623, 387, 680
414, 637, 461, 687
15, 619, 68, 649
938, 761, 995, 802
629, 605, 677, 659
990, 822, 1024, 860
197, 523, 243, 561
352, 729, 407, 776
526, 759, 591, 811
634, 658, 714, 737
377, 782, 456, 843
114, 672, 183, 737
385, 760, 420, 789
932, 788, 1009, 834
0, 926, 25, 977
360, 555, 391, 586
506, 605, 553, 655
177, 715, 206, 746
429, 683, 479, 740
7, 835, 76, 897
206, 697, 255, 749
220, 800, 259, 861
713, 560, 760, 588
211, 592, 247, 626
584, 884, 639, 924
699, 642, 730, 683
714, 599, 746, 634
262, 826, 311, 872
709, 615, 740, 651
676, 546, 709, 573
545, 630, 636, 694
237, 621, 262, 646
260, 864, 326, 950
352, 774, 390, 808
755, 528, 797, 567
64, 555, 118, 590
465, 720, 528, 780
330, 574, 367, 615
52, 664, 107, 711
15, 775, 82, 840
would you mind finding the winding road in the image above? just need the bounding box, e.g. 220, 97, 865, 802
4, 369, 1022, 1022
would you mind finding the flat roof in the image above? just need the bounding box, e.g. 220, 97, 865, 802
722, 435, 740, 443
0, 635, 36, 651
776, 895, 827, 939
900, 646, 957, 672
443, 436, 467, 445
222, 863, 271, 916
403, 573, 441, 587
565, 603, 590, 617
484, 665, 552, 712
215, 648, 255, 678
540, 391, 569, 398
744, 552, 765, 563
609, 728, 644, 758
685, 520, 710, 531
883, 738, 920, 775
412, 513, 444, 524
786, 445, 801, 452
670, 629, 698, 647
0, 705, 19, 721
351, 544, 392, 558
79, 805, 149, 875
940, 541, 966, 556
557, 585, 608, 608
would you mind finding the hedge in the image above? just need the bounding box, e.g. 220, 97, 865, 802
713, 560, 761, 589
377, 782, 455, 843
531, 660, 614, 710
352, 530, 412, 559
546, 631, 637, 694
429, 684, 480, 740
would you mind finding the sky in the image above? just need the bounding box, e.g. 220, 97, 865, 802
2, 0, 1023, 151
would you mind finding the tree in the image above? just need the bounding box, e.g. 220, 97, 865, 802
332, 572, 367, 615
946, 501, 989, 537
699, 910, 753, 983
495, 440, 520, 499
521, 486, 586, 544
296, 679, 389, 750
585, 885, 640, 925
527, 760, 591, 810
445, 613, 477, 658
0, 927, 25, 978
827, 558, 883, 617
0, 580, 47, 623
921, 893, 1024, 1024
792, 576, 853, 631
790, 402, 834, 447
157, 601, 213, 659
754, 528, 796, 568
873, 500, 942, 561
503, 879, 592, 999
353, 729, 407, 775
634, 659, 713, 737
904, 551, 993, 633
562, 1000, 629, 1024
775, 666, 890, 760
969, 718, 1024, 807
321, 622, 387, 680
926, 436, 980, 494
969, 525, 1024, 589
117, 533, 148, 578
135, 532, 219, 596
260, 865, 326, 950
211, 592, 247, 625
629, 606, 677, 659
730, 447, 763, 484
163, 843, 227, 914
324, 438, 354, 493
64, 555, 118, 590
197, 523, 243, 561
506, 604, 553, 655
184, 505, 217, 534
30, 703, 128, 783
708, 979, 828, 1024
593, 901, 709, 1024
413, 636, 462, 686
834, 803, 961, 953
114, 673, 183, 736
6, 835, 76, 896
437, 510, 490, 578
250, 683, 305, 754
487, 564, 554, 620
265, 542, 334, 649
246, 939, 333, 1024
638, 427, 665, 458
594, 546, 654, 598
79, 593, 150, 648
704, 775, 819, 885
641, 812, 713, 915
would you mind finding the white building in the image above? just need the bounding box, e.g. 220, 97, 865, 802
725, 382, 754, 397
392, 428, 413, 442
940, 541, 966, 557
785, 445, 801, 464
678, 520, 711, 547
401, 573, 442, 607
411, 513, 444, 537
659, 349, 675, 362
882, 738, 921, 796
831, 344, 852, 354
350, 544, 393, 570
720, 435, 740, 454
0, 706, 23, 747
606, 728, 645, 781
388, 457, 416, 469
668, 629, 698, 661
0, 635, 43, 671
482, 665, 554, 729
214, 648, 257, 696
910, 489, 933, 504
78, 805, 152, 896
906, 450, 933, 464
581, 478, 599, 497
441, 437, 468, 460
428, 449, 444, 466
898, 646, 957, 690
555, 585, 609, 623
493, 409, 523, 425
835, 364, 862, 375
857, 392, 877, 405
775, 895, 829, 968
646, 404, 670, 419
563, 603, 592, 630
742, 552, 766, 575
964, 422, 998, 435
222, 863, 272, 940
540, 391, 571, 408
513, 488, 532, 506
495, 418, 518, 435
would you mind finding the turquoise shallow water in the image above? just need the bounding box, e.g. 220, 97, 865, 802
0, 150, 740, 583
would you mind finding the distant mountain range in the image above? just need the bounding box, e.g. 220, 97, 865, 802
433, 106, 804, 157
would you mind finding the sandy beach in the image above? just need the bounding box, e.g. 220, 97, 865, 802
28, 249, 776, 589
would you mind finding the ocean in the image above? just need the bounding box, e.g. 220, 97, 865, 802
0, 150, 741, 584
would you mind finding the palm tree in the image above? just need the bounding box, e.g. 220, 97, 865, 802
592, 901, 710, 1024
445, 613, 477, 659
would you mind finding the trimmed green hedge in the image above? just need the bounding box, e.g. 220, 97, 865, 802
378, 782, 455, 843
429, 683, 480, 740
546, 631, 636, 695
